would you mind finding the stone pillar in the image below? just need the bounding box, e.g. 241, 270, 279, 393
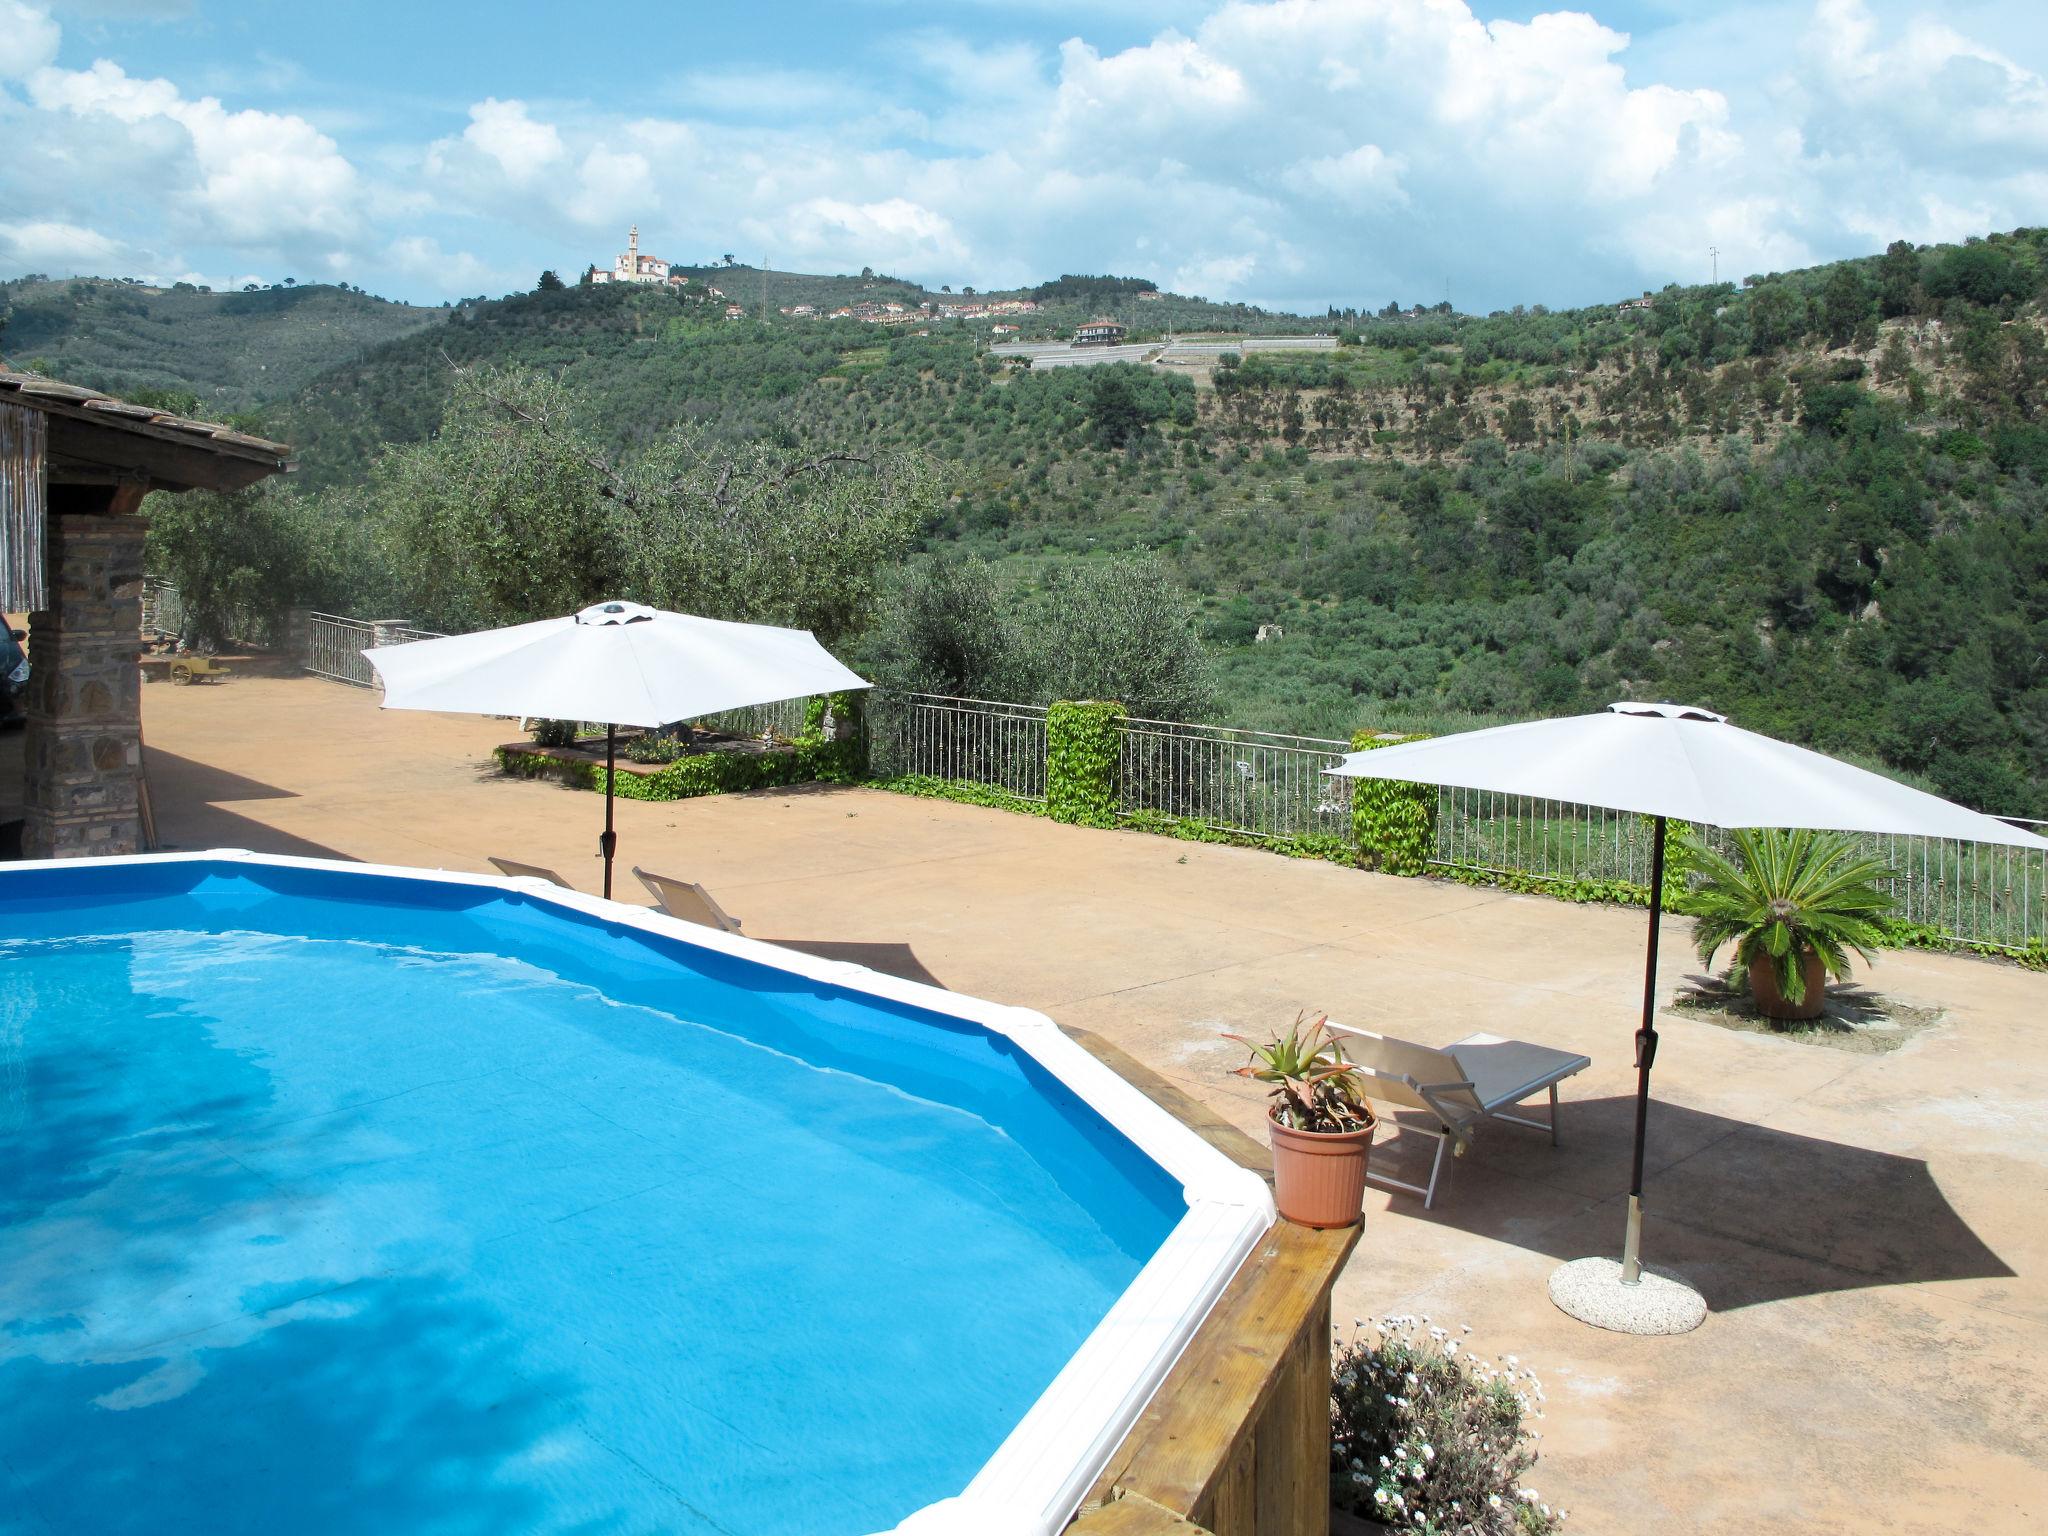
367, 619, 416, 649
21, 511, 147, 860
278, 605, 313, 668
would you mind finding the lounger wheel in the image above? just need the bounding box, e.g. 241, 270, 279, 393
170, 661, 194, 685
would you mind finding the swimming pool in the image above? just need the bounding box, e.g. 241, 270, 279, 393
0, 852, 1271, 1536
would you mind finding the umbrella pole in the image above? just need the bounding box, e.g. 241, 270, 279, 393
600, 723, 618, 900
1622, 813, 1667, 1285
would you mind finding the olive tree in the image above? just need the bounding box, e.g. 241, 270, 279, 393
367, 366, 933, 641
144, 480, 351, 648
864, 553, 1038, 699
1036, 554, 1214, 721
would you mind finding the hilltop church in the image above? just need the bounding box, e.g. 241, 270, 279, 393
588, 226, 687, 288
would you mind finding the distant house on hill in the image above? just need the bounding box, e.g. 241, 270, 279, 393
990, 323, 1019, 335
1616, 293, 1654, 313
1073, 317, 1126, 347
1136, 290, 1162, 301
589, 226, 687, 287
723, 303, 746, 319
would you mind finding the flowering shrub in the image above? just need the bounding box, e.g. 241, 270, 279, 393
1332, 1315, 1562, 1535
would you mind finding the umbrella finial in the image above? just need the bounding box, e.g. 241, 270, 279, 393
1607, 701, 1727, 723
575, 601, 656, 626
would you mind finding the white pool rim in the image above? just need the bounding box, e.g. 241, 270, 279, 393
12, 849, 1277, 1536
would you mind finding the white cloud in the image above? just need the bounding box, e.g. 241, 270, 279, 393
564, 145, 655, 227
0, 1, 60, 79
769, 196, 972, 273
1285, 143, 1407, 207
27, 56, 362, 244
457, 97, 564, 183
1, 0, 2045, 310
0, 217, 124, 269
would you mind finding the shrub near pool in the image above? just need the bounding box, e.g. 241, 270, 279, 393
1332, 1314, 1562, 1535
495, 695, 869, 803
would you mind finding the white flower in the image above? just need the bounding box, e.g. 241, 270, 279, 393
1520, 1488, 1540, 1502
1421, 1444, 1434, 1461
1374, 1490, 1389, 1507
1489, 1494, 1502, 1510
1379, 1457, 1391, 1470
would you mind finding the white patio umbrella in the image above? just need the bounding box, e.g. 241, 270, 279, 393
365, 600, 870, 898
1328, 701, 2048, 1331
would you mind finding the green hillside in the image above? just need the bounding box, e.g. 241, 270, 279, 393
53, 234, 2048, 814
0, 276, 444, 414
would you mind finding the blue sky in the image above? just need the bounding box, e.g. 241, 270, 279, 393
3, 0, 2045, 313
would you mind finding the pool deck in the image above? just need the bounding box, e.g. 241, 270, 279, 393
130, 666, 2048, 1534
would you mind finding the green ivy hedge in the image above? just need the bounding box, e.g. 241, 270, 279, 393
494, 695, 865, 804
866, 774, 1048, 818
1121, 808, 1354, 865
1047, 700, 1124, 827
1348, 731, 1435, 875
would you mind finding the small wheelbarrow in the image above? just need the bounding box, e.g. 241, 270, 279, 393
169, 655, 231, 686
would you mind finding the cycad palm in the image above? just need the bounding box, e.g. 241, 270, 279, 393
1684, 828, 1895, 1007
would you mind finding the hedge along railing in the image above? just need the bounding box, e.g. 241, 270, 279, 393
870, 690, 2047, 956
1431, 786, 2046, 950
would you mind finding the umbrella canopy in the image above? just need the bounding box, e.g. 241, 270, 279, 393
1327, 702, 2044, 1324
1327, 702, 2047, 849
364, 601, 870, 898
365, 601, 870, 727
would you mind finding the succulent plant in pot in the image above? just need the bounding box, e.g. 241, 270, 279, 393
1224, 1012, 1377, 1228
1684, 827, 1895, 1021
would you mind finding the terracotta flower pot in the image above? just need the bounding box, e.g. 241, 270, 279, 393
1268, 1112, 1376, 1228
1748, 947, 1829, 1021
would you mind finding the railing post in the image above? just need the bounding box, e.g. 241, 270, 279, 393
278, 606, 312, 668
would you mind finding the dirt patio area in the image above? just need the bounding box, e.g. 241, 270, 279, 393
127, 666, 2048, 1534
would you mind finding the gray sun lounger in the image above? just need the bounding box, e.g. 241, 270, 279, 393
632, 867, 743, 934
1322, 1024, 1591, 1208
488, 857, 570, 887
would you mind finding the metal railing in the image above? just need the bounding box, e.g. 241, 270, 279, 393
305, 613, 446, 687
140, 578, 276, 649
869, 692, 1050, 801
140, 577, 185, 639
305, 612, 378, 686
698, 697, 810, 740
1118, 716, 1354, 841
1434, 788, 2047, 950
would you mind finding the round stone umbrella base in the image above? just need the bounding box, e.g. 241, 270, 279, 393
1547, 1257, 1708, 1335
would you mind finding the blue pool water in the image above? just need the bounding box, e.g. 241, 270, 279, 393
0, 861, 1184, 1536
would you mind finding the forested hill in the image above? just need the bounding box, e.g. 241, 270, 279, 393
0, 276, 444, 414
23, 231, 2048, 813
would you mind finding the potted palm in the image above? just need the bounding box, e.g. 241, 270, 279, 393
1684, 827, 1895, 1021
1224, 1012, 1377, 1228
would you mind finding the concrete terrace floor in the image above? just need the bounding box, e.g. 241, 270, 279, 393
129, 667, 2047, 1535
